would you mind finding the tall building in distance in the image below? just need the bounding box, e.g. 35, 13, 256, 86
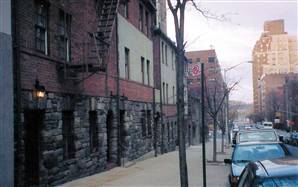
252, 19, 298, 113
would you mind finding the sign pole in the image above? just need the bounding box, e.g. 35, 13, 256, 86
201, 63, 206, 187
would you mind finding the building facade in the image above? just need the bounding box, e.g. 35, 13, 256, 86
185, 49, 225, 144
252, 19, 298, 113
0, 0, 14, 186
12, 0, 188, 186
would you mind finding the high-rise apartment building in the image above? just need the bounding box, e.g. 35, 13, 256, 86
252, 19, 298, 113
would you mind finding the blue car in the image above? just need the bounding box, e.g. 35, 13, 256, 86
224, 141, 291, 186
238, 157, 298, 187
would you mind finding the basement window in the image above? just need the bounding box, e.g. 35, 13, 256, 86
62, 111, 76, 159
89, 111, 99, 153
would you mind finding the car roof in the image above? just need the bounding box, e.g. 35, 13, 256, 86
238, 129, 276, 133
254, 157, 298, 178
237, 141, 281, 146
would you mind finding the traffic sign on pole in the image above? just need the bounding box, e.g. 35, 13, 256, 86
192, 65, 200, 76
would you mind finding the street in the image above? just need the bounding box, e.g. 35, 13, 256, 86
61, 140, 231, 187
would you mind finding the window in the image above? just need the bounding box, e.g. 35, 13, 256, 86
125, 47, 130, 79
139, 4, 144, 31
163, 82, 165, 104
89, 111, 99, 153
62, 111, 75, 159
124, 0, 129, 18
172, 86, 175, 103
145, 11, 149, 36
147, 60, 150, 85
196, 58, 200, 63
172, 50, 175, 69
165, 45, 168, 65
166, 83, 169, 104
58, 10, 71, 61
35, 1, 48, 54
147, 111, 152, 136
141, 57, 145, 84
208, 57, 216, 63
141, 116, 146, 137
171, 122, 174, 139
167, 123, 170, 143
161, 42, 164, 64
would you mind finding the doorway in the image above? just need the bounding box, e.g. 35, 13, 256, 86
24, 110, 44, 186
106, 110, 115, 165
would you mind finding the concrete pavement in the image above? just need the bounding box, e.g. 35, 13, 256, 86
60, 140, 231, 187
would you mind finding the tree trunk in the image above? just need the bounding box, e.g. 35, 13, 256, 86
177, 50, 188, 187
213, 117, 217, 162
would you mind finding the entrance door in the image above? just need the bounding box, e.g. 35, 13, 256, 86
106, 111, 114, 163
24, 110, 44, 186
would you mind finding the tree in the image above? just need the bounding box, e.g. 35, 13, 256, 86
166, 1, 189, 186
166, 1, 229, 185
205, 75, 238, 162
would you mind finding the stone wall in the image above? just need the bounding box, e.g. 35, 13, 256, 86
16, 90, 161, 186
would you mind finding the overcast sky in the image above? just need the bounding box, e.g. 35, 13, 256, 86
167, 0, 298, 103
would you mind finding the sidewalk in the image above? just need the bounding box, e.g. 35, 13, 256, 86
61, 140, 231, 187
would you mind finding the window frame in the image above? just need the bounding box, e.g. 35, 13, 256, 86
35, 1, 48, 54
125, 47, 130, 79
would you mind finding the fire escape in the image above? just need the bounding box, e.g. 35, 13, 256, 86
61, 0, 120, 89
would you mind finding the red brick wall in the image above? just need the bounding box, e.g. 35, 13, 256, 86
163, 105, 177, 117
17, 0, 155, 102
17, 0, 121, 97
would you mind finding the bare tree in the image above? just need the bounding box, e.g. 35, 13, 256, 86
166, 1, 189, 186
166, 1, 230, 185
205, 76, 238, 162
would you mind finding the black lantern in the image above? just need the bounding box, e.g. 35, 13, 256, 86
34, 80, 45, 98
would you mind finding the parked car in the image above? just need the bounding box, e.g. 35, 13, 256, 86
224, 142, 291, 186
237, 157, 298, 187
263, 121, 273, 129
232, 129, 280, 145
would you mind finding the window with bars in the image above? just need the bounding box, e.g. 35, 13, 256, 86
62, 111, 75, 159
147, 111, 152, 137
58, 10, 71, 61
89, 111, 99, 153
35, 2, 48, 54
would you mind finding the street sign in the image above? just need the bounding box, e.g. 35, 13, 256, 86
192, 64, 200, 76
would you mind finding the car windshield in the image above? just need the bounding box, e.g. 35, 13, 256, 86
233, 144, 286, 162
254, 176, 298, 187
239, 131, 277, 142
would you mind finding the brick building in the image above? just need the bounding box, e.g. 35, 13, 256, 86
259, 73, 298, 128
12, 0, 184, 186
186, 50, 225, 143
252, 19, 298, 113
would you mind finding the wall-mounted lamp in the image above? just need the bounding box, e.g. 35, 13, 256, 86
34, 79, 45, 98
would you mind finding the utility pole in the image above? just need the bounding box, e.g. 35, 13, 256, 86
201, 63, 206, 187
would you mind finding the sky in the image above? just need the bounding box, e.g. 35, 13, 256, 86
167, 0, 298, 104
